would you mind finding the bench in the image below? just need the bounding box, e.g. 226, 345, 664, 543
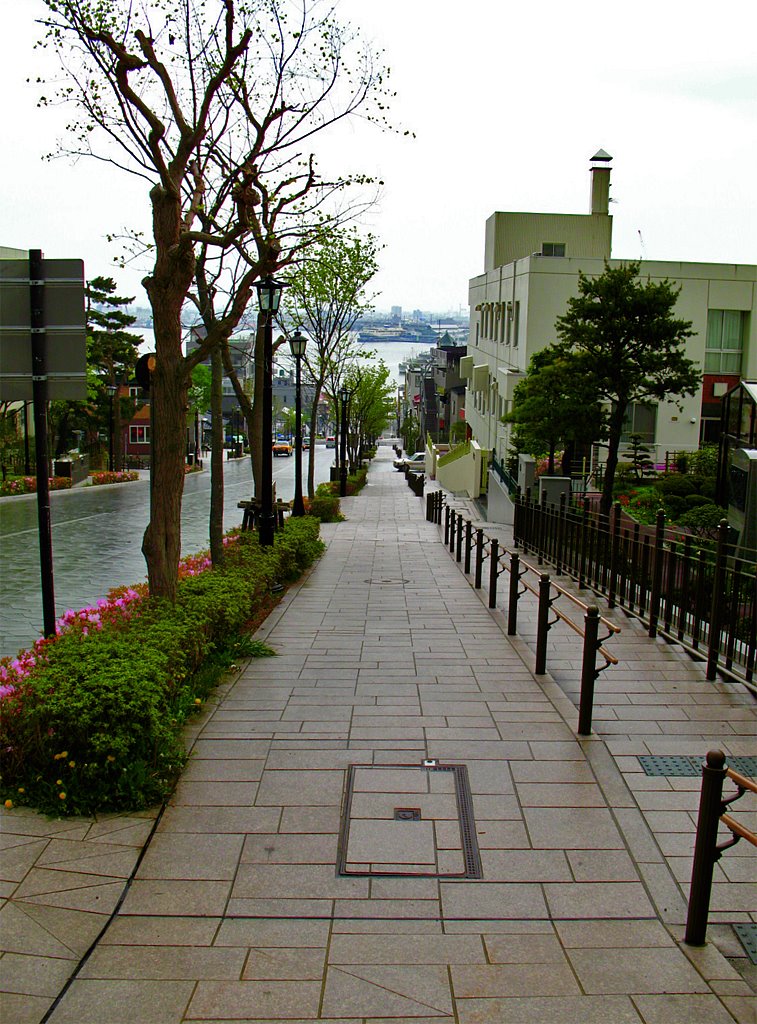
238, 498, 293, 531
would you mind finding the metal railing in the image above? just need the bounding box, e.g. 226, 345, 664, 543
685, 750, 757, 945
490, 455, 518, 496
513, 493, 757, 690
426, 491, 620, 734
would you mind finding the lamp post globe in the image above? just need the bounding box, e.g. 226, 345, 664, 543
288, 328, 307, 517
254, 275, 286, 546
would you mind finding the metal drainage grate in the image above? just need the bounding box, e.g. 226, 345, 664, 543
733, 923, 757, 965
638, 755, 757, 778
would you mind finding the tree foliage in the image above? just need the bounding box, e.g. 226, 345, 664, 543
281, 226, 381, 496
39, 0, 398, 598
553, 262, 699, 514
503, 347, 605, 475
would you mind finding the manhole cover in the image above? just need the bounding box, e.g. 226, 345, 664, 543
337, 762, 482, 879
734, 923, 757, 965
364, 578, 409, 585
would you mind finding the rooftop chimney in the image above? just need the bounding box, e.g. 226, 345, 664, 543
590, 149, 612, 215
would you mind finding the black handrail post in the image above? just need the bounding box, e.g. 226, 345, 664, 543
706, 520, 730, 681
578, 498, 589, 590
456, 514, 464, 562
444, 505, 450, 546
648, 508, 666, 638
474, 529, 484, 589
436, 490, 443, 525
684, 750, 727, 946
535, 573, 551, 674
555, 492, 566, 576
449, 509, 456, 553
608, 501, 621, 608
577, 605, 600, 735
508, 552, 520, 635
488, 538, 499, 608
464, 520, 472, 574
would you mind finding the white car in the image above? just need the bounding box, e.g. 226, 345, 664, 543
394, 452, 425, 471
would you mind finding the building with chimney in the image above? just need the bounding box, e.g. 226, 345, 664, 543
461, 151, 756, 520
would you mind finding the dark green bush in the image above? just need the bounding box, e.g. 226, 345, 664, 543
699, 479, 717, 500
0, 520, 323, 816
661, 494, 687, 519
310, 492, 343, 522
655, 474, 696, 498
684, 493, 711, 508
677, 504, 727, 539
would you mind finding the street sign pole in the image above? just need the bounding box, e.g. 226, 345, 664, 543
29, 249, 56, 638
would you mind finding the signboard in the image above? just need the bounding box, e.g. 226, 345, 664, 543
0, 256, 87, 400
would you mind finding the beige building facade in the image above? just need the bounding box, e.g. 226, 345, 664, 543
464, 153, 757, 500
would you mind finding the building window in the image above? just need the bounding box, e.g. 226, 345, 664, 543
705, 310, 745, 373
620, 403, 657, 444
130, 425, 150, 445
542, 242, 566, 257
128, 386, 139, 397
512, 301, 520, 348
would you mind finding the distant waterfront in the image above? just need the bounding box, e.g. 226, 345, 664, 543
134, 329, 437, 389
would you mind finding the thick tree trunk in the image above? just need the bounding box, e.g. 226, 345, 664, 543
601, 404, 627, 517
141, 185, 195, 601
209, 340, 224, 566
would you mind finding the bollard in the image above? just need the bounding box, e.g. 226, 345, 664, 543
535, 573, 551, 674
456, 514, 464, 562
475, 529, 484, 589
648, 509, 666, 638
684, 750, 727, 945
449, 509, 456, 552
577, 605, 601, 735
426, 492, 434, 521
706, 520, 730, 680
444, 506, 450, 546
436, 490, 443, 525
464, 520, 472, 574
488, 538, 499, 609
508, 552, 520, 635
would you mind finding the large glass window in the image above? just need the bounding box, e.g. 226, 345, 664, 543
129, 425, 150, 444
705, 310, 745, 373
620, 403, 657, 443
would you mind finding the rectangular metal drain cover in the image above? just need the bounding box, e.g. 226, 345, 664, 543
337, 762, 483, 879
733, 923, 757, 965
638, 755, 757, 778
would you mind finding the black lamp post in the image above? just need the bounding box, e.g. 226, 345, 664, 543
254, 274, 286, 546
339, 385, 349, 498
288, 328, 307, 516
106, 383, 117, 472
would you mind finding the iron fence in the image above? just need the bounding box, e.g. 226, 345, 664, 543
513, 493, 757, 688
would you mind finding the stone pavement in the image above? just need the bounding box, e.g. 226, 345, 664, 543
1, 446, 755, 1024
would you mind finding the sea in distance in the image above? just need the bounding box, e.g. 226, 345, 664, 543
133, 329, 435, 389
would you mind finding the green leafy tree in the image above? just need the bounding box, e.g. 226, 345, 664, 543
503, 348, 604, 475
343, 361, 395, 461
554, 262, 699, 515
282, 227, 381, 497
41, 0, 396, 599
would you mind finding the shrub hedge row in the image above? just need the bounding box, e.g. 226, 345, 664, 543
0, 517, 324, 816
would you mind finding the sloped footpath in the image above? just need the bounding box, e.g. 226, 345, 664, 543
1, 446, 755, 1024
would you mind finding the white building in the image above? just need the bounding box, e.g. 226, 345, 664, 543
462, 152, 757, 516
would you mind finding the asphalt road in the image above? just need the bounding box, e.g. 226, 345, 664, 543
0, 446, 335, 659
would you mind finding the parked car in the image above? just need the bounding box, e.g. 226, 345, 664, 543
325, 436, 336, 449
273, 441, 293, 457
394, 452, 425, 471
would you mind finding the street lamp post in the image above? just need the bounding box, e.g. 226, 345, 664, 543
339, 385, 349, 498
288, 328, 307, 516
254, 274, 286, 547
106, 383, 117, 472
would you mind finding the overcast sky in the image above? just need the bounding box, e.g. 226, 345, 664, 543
2, 0, 756, 314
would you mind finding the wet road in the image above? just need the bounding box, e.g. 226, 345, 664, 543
0, 448, 334, 659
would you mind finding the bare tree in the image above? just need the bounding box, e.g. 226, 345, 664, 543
39, 0, 397, 598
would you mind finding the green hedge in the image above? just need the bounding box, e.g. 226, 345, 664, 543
0, 518, 324, 816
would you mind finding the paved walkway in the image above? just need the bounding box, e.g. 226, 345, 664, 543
2, 447, 755, 1023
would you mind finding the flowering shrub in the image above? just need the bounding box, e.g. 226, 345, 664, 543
88, 471, 140, 486
0, 476, 72, 496
0, 518, 324, 815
